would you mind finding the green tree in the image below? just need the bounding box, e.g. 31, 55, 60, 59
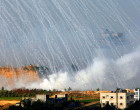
68, 87, 72, 91
1, 87, 4, 91
97, 88, 100, 91
64, 88, 67, 92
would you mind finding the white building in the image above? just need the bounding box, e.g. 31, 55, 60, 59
134, 88, 140, 101
100, 91, 135, 109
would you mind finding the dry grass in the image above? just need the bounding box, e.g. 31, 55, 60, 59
0, 100, 20, 106
0, 100, 20, 110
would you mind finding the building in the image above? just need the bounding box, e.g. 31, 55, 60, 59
35, 94, 68, 103
20, 94, 81, 108
16, 102, 24, 107
126, 89, 134, 93
100, 90, 135, 109
22, 94, 68, 105
134, 88, 140, 101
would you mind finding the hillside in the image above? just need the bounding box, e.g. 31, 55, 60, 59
0, 65, 40, 89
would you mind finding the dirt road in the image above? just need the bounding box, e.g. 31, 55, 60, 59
83, 101, 99, 107
0, 100, 20, 110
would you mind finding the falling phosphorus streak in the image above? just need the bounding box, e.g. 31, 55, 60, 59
0, 0, 140, 90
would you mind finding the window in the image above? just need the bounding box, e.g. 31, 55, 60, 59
120, 96, 123, 99
102, 96, 105, 99
120, 103, 123, 105
111, 96, 113, 99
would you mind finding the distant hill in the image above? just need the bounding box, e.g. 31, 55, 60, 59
0, 65, 41, 89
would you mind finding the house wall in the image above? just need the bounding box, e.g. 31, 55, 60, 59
100, 92, 135, 109
134, 89, 140, 101
117, 93, 126, 109
100, 93, 117, 107
36, 94, 46, 102
57, 94, 66, 98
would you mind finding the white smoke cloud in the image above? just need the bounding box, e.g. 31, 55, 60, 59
23, 47, 140, 90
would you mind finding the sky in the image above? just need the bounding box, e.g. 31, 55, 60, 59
0, 0, 139, 67
0, 0, 140, 90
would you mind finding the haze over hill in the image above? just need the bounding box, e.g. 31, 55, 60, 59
0, 0, 140, 90
0, 65, 40, 89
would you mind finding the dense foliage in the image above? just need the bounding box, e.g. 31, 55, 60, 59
5, 100, 81, 110
125, 100, 140, 110
0, 87, 54, 98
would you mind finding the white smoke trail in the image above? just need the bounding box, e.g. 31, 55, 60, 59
0, 0, 140, 90
23, 47, 140, 90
